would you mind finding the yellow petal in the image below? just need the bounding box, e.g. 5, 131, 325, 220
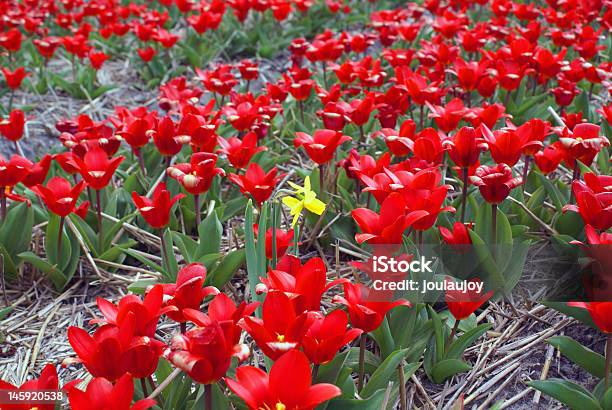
304, 197, 326, 215
304, 176, 311, 193
287, 180, 303, 192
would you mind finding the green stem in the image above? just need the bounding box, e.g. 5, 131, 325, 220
358, 333, 366, 392
96, 190, 103, 251
461, 167, 469, 222
194, 194, 201, 226
204, 384, 213, 410
58, 216, 65, 258
606, 334, 612, 390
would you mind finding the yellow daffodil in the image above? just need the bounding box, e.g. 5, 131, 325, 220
281, 176, 326, 227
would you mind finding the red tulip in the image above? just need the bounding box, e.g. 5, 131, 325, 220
72, 147, 124, 190
164, 318, 238, 384
480, 124, 542, 167
534, 143, 564, 175
302, 310, 362, 364
558, 123, 609, 167
445, 126, 487, 168
228, 163, 281, 205
0, 363, 58, 410
67, 318, 165, 380
294, 129, 351, 165
31, 177, 86, 217
176, 112, 219, 153
333, 282, 410, 332
151, 116, 190, 157
564, 173, 612, 231
137, 47, 156, 62
65, 373, 156, 410
259, 257, 346, 313
0, 154, 31, 188
223, 102, 259, 132
426, 98, 467, 133
352, 192, 428, 244
203, 292, 258, 345
402, 168, 455, 231
218, 131, 266, 169
470, 164, 522, 204
161, 263, 219, 323
1, 67, 29, 89
167, 152, 225, 195
343, 150, 391, 182
226, 349, 341, 410
92, 285, 175, 337
254, 226, 294, 259
240, 291, 314, 360
317, 101, 351, 131
88, 50, 109, 70
132, 182, 184, 229
567, 302, 612, 333
0, 109, 25, 141
0, 28, 22, 52
412, 128, 447, 164
439, 222, 473, 246
21, 154, 52, 187
445, 278, 493, 320
237, 59, 259, 81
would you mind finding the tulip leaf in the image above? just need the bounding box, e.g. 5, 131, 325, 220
316, 349, 350, 385
102, 211, 138, 251
98, 240, 136, 263
370, 317, 395, 358
45, 214, 72, 269
69, 214, 99, 257
122, 249, 164, 275
19, 251, 68, 290
245, 201, 268, 309
327, 388, 387, 410
172, 232, 198, 264
542, 302, 596, 329
0, 244, 18, 278
431, 359, 472, 384
601, 386, 612, 409
536, 173, 564, 212
0, 202, 34, 259
127, 278, 157, 295
547, 336, 606, 379
196, 211, 223, 258
344, 346, 382, 375
528, 379, 602, 410
427, 305, 446, 363
162, 228, 179, 281
361, 348, 410, 398
208, 249, 246, 288
445, 323, 492, 360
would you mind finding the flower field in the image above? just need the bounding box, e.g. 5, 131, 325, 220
0, 0, 611, 408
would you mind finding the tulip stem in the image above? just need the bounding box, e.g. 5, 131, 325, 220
521, 155, 530, 193
569, 161, 580, 203
358, 333, 366, 392
96, 189, 103, 251
461, 167, 469, 222
0, 188, 6, 221
491, 204, 497, 244
140, 378, 149, 397
447, 319, 461, 347
298, 100, 305, 124
180, 322, 187, 334
8, 89, 14, 113
312, 364, 320, 383
606, 334, 612, 390
204, 383, 213, 410
399, 361, 407, 410
160, 228, 170, 274
194, 194, 201, 227
58, 216, 65, 258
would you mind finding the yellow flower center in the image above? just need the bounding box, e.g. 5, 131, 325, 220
276, 334, 285, 342
276, 402, 286, 410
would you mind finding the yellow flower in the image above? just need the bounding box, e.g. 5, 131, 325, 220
281, 176, 326, 227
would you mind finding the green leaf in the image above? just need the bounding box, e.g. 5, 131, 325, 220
528, 379, 602, 410
127, 278, 157, 295
208, 249, 246, 289
361, 348, 410, 398
162, 229, 179, 281
19, 251, 68, 290
196, 212, 223, 258
542, 302, 596, 329
45, 215, 71, 269
446, 323, 492, 360
547, 336, 606, 378
537, 173, 564, 212
0, 202, 33, 257
431, 359, 472, 384
327, 388, 387, 410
